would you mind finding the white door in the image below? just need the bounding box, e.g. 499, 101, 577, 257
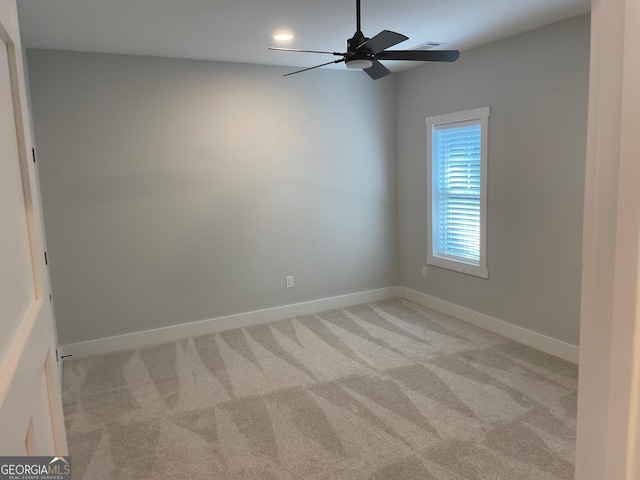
0, 0, 68, 456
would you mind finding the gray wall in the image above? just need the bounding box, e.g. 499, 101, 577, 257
29, 15, 590, 348
397, 15, 590, 345
28, 51, 398, 345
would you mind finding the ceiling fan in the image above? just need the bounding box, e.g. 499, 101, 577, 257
268, 0, 460, 79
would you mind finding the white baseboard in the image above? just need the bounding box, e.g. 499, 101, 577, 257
60, 285, 579, 364
59, 287, 400, 359
399, 287, 579, 364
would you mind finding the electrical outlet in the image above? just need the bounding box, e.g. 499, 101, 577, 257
285, 275, 294, 289
421, 266, 428, 278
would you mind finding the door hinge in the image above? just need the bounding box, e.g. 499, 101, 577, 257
44, 251, 48, 265
56, 349, 59, 362
32, 148, 36, 163
49, 294, 52, 302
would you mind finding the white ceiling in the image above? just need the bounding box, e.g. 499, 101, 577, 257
17, 0, 591, 73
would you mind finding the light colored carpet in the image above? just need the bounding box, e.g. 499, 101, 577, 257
62, 298, 578, 479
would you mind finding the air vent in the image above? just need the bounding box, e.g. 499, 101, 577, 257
411, 41, 445, 50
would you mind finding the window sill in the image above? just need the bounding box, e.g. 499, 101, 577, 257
427, 255, 489, 279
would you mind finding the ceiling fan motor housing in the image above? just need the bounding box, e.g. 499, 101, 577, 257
346, 30, 374, 68
347, 31, 369, 52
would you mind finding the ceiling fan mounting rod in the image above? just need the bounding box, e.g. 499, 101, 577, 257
356, 0, 362, 33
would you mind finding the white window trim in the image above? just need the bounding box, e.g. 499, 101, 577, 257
426, 106, 490, 279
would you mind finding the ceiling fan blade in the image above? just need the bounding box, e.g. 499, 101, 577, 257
357, 30, 408, 54
377, 50, 460, 62
364, 60, 391, 79
269, 47, 345, 56
284, 59, 346, 77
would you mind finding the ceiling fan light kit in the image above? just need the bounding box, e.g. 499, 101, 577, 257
345, 59, 373, 69
268, 0, 460, 79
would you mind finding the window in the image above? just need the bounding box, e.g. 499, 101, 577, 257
426, 107, 489, 278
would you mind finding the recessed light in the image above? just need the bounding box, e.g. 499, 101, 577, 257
274, 33, 294, 41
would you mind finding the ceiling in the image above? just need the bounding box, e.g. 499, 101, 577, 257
17, 0, 591, 73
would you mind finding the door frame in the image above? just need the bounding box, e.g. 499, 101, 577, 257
576, 0, 640, 478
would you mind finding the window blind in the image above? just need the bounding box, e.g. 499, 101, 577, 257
432, 123, 481, 264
